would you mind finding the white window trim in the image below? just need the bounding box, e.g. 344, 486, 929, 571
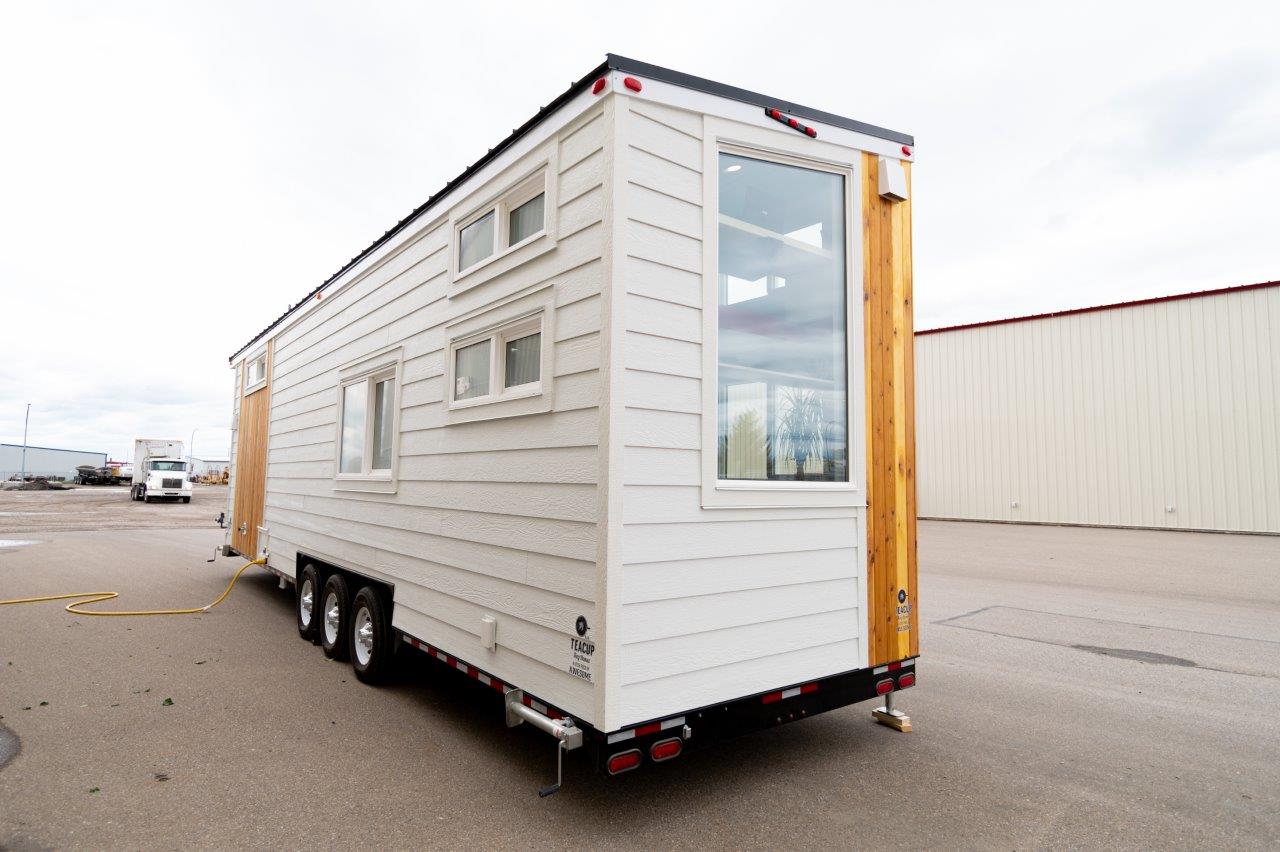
699, 119, 866, 510
447, 152, 559, 298
453, 168, 551, 280
442, 283, 557, 425
333, 347, 403, 494
447, 312, 545, 411
243, 348, 268, 396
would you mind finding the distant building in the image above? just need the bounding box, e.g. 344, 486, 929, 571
190, 456, 230, 477
915, 280, 1279, 534
0, 443, 108, 481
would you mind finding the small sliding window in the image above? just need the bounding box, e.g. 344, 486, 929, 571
449, 315, 543, 409
455, 172, 548, 276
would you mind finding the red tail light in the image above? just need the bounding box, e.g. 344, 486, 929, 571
875, 678, 895, 695
650, 738, 682, 762
607, 749, 641, 775
897, 671, 916, 689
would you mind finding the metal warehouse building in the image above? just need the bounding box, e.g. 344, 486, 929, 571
915, 281, 1279, 534
0, 443, 107, 481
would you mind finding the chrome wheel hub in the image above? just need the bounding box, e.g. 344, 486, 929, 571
353, 606, 374, 666
299, 579, 314, 627
323, 592, 340, 645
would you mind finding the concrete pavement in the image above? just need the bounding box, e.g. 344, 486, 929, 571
1, 507, 1277, 848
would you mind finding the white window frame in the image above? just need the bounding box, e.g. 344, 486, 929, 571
454, 170, 549, 278
699, 118, 865, 509
333, 346, 403, 494
447, 313, 545, 411
244, 348, 268, 395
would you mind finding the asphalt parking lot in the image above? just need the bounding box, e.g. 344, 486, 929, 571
1, 488, 1277, 849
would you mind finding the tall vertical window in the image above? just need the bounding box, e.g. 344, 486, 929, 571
716, 152, 848, 482
339, 383, 367, 474
338, 370, 397, 477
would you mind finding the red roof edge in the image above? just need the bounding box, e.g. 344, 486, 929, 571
916, 280, 1280, 336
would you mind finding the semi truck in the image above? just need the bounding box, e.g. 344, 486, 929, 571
130, 438, 191, 503
223, 55, 919, 793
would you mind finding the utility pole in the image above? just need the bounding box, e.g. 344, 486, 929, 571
19, 403, 30, 481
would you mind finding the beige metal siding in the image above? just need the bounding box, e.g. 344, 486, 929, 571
260, 104, 610, 723
616, 98, 867, 726
916, 285, 1280, 533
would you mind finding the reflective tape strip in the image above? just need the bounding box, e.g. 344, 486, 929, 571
607, 716, 686, 744
398, 631, 566, 721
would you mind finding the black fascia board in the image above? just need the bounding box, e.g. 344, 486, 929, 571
605, 54, 914, 147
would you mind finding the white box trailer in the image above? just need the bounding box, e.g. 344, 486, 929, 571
224, 55, 919, 789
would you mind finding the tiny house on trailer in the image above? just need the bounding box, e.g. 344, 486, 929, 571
224, 55, 919, 790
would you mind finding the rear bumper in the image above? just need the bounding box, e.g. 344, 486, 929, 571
589, 660, 918, 773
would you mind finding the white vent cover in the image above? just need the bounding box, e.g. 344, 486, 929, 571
878, 156, 909, 202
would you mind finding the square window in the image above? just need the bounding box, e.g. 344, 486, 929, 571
458, 211, 495, 271
454, 340, 491, 401
508, 192, 545, 246
504, 332, 541, 388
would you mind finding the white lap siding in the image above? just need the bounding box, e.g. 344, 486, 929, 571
616, 97, 865, 726
262, 107, 609, 723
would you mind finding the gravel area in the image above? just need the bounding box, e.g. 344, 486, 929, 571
0, 485, 228, 534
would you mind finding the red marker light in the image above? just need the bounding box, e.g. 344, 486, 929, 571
650, 738, 682, 762
607, 750, 642, 774
770, 108, 782, 119
787, 118, 799, 128
592, 78, 607, 95
901, 145, 912, 156
623, 76, 642, 92
804, 127, 817, 137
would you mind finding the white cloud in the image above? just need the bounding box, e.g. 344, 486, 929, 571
1, 0, 1276, 457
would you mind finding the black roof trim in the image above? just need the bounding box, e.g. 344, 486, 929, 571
606, 54, 914, 147
229, 55, 912, 361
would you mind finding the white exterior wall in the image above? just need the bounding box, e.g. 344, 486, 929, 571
260, 100, 611, 724
614, 95, 867, 727
0, 444, 107, 479
916, 285, 1280, 534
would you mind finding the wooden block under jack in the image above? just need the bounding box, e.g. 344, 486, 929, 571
873, 706, 913, 732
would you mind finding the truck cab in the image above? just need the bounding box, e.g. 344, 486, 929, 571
132, 458, 192, 503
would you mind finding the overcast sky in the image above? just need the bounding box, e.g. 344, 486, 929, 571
2, 1, 1277, 463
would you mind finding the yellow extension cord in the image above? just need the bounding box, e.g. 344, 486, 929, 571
0, 558, 266, 617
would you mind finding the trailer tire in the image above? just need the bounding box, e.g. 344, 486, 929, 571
296, 564, 322, 643
182, 497, 191, 504
319, 573, 350, 660
350, 586, 393, 685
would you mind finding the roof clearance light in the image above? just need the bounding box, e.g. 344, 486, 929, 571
592, 78, 607, 95
607, 750, 642, 775
901, 145, 913, 157
764, 106, 818, 139
623, 76, 643, 92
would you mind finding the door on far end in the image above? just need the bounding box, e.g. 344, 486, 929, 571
232, 344, 271, 557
